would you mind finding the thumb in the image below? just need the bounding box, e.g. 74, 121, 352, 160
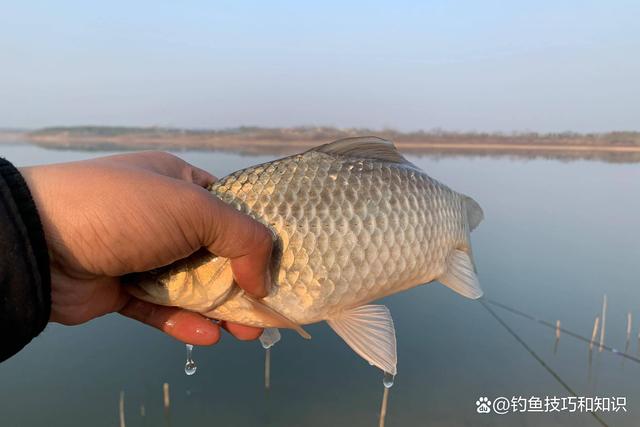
194, 188, 274, 298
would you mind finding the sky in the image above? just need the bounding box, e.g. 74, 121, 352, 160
1, 1, 639, 132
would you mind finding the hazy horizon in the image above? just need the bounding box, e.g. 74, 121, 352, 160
3, 125, 640, 135
2, 1, 639, 133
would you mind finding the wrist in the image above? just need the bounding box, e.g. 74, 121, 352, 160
0, 159, 52, 360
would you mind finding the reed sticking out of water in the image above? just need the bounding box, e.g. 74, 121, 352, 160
588, 345, 594, 383
119, 391, 126, 427
620, 312, 633, 367
264, 347, 271, 390
624, 312, 632, 356
588, 316, 600, 382
140, 404, 145, 417
163, 383, 170, 409
553, 320, 561, 354
599, 295, 607, 352
378, 387, 390, 427
259, 328, 281, 390
163, 382, 171, 427
590, 316, 600, 352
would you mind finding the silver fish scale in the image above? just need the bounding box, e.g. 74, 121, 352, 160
210, 150, 468, 325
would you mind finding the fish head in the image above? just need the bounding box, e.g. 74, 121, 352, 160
124, 249, 236, 313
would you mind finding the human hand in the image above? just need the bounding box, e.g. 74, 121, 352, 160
19, 151, 273, 345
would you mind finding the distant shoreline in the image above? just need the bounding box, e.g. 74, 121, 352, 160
0, 131, 28, 144
8, 126, 640, 162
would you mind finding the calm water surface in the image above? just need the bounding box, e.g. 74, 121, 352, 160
1, 142, 639, 426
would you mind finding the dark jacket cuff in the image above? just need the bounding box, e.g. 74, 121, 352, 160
0, 158, 51, 362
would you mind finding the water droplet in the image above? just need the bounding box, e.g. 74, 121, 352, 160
383, 372, 395, 388
259, 328, 281, 349
184, 344, 197, 376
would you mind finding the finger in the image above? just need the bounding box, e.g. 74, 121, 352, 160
189, 167, 217, 188
197, 195, 274, 298
119, 298, 221, 345
220, 321, 263, 341
98, 151, 216, 187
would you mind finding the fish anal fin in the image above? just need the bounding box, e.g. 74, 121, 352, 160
463, 195, 484, 232
309, 136, 412, 165
242, 294, 311, 339
439, 249, 483, 299
327, 305, 397, 375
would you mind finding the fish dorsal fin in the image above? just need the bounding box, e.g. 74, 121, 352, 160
327, 305, 397, 375
310, 136, 411, 165
438, 249, 483, 299
463, 195, 483, 232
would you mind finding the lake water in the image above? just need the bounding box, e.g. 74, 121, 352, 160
1, 142, 639, 427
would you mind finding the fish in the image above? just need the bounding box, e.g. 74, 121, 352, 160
128, 137, 483, 375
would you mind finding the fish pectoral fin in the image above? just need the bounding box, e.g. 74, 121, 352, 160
242, 294, 311, 340
327, 305, 397, 375
259, 328, 281, 349
438, 249, 483, 299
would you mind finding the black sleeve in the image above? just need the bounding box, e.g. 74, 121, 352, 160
0, 158, 51, 362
